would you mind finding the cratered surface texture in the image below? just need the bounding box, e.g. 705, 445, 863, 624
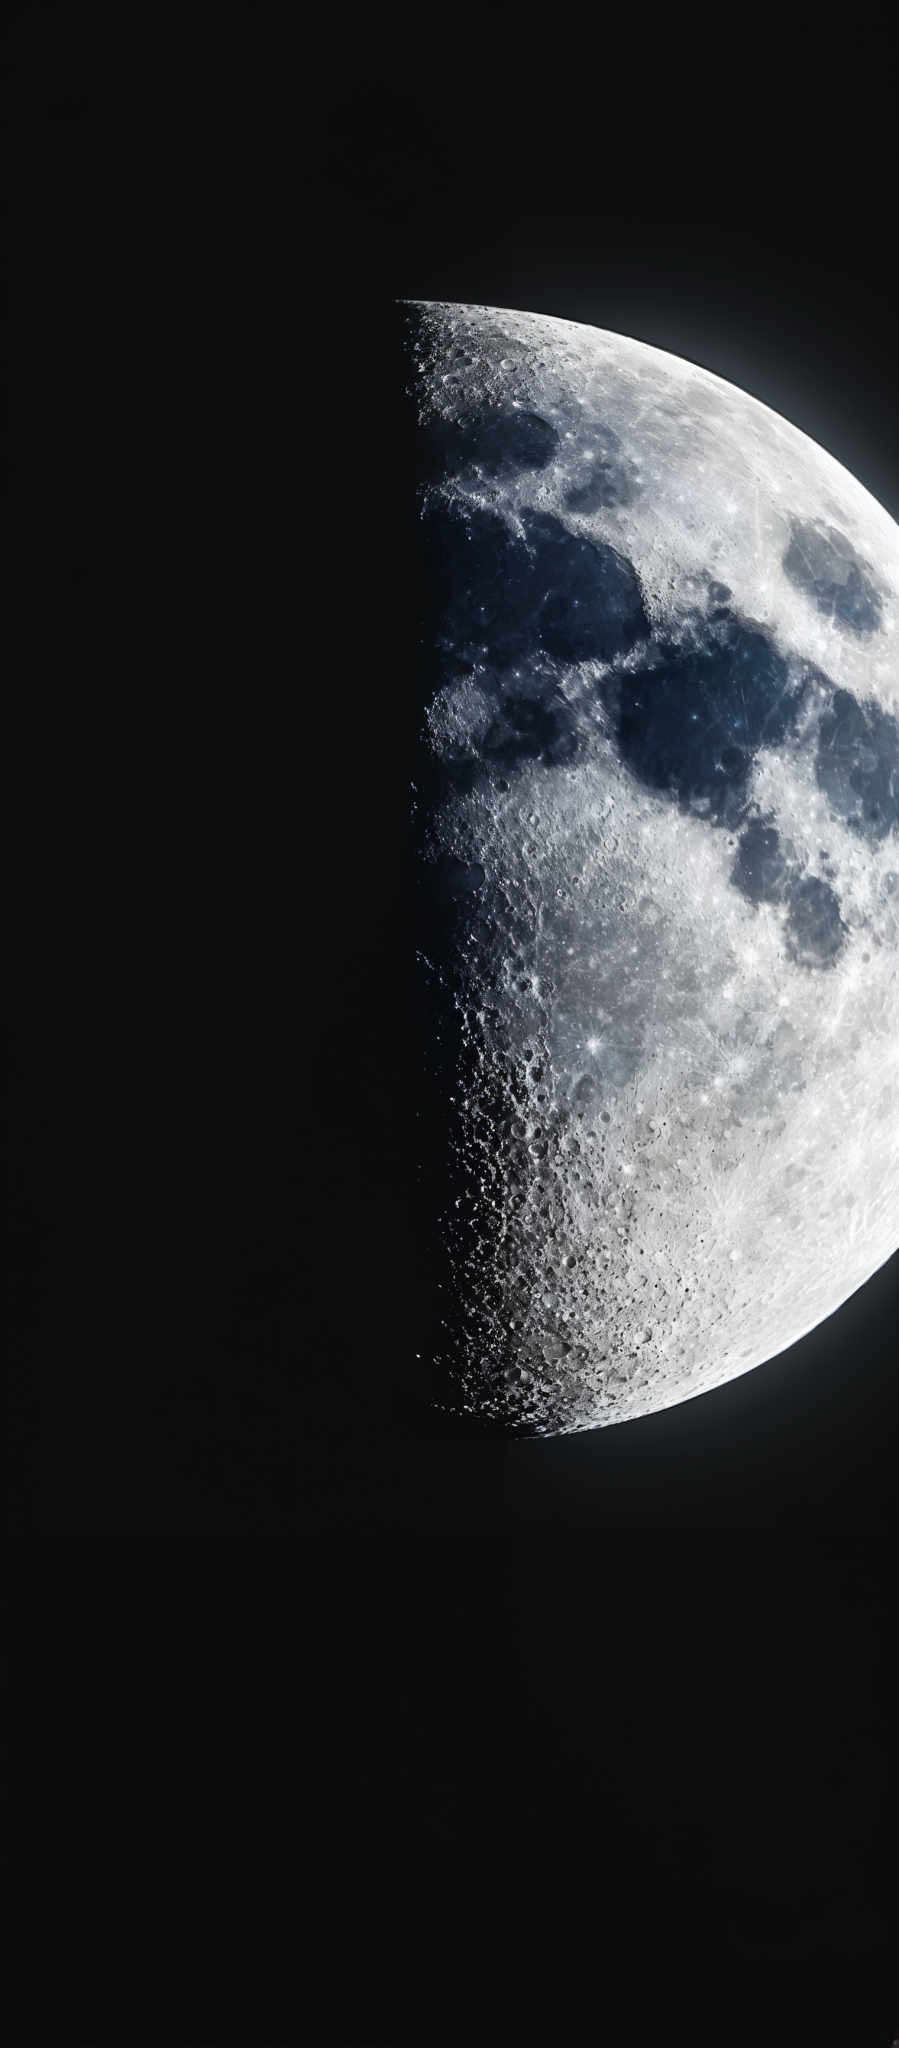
406, 300, 899, 1435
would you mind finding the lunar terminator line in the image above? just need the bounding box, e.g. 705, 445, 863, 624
405, 299, 899, 1435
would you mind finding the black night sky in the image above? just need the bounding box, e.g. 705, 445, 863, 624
9, 5, 898, 2039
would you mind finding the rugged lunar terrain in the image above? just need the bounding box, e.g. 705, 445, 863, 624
406, 300, 899, 1434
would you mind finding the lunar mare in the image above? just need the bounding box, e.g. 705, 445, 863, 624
406, 300, 899, 1435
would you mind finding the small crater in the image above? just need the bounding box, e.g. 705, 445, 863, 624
433, 854, 486, 901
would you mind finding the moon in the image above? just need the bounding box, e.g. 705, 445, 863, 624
405, 299, 899, 1436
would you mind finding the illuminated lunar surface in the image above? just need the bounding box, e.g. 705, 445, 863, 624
406, 299, 899, 1435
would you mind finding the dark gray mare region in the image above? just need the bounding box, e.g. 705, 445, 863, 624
783, 873, 847, 968
730, 816, 847, 967
815, 687, 899, 842
564, 423, 642, 512
730, 817, 792, 903
420, 406, 560, 481
782, 519, 883, 634
422, 496, 649, 678
608, 619, 860, 967
608, 614, 807, 830
419, 496, 649, 782
415, 411, 897, 976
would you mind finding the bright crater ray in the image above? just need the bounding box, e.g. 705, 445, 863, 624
405, 299, 899, 1435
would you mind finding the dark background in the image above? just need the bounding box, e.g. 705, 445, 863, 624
8, 3, 898, 2038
